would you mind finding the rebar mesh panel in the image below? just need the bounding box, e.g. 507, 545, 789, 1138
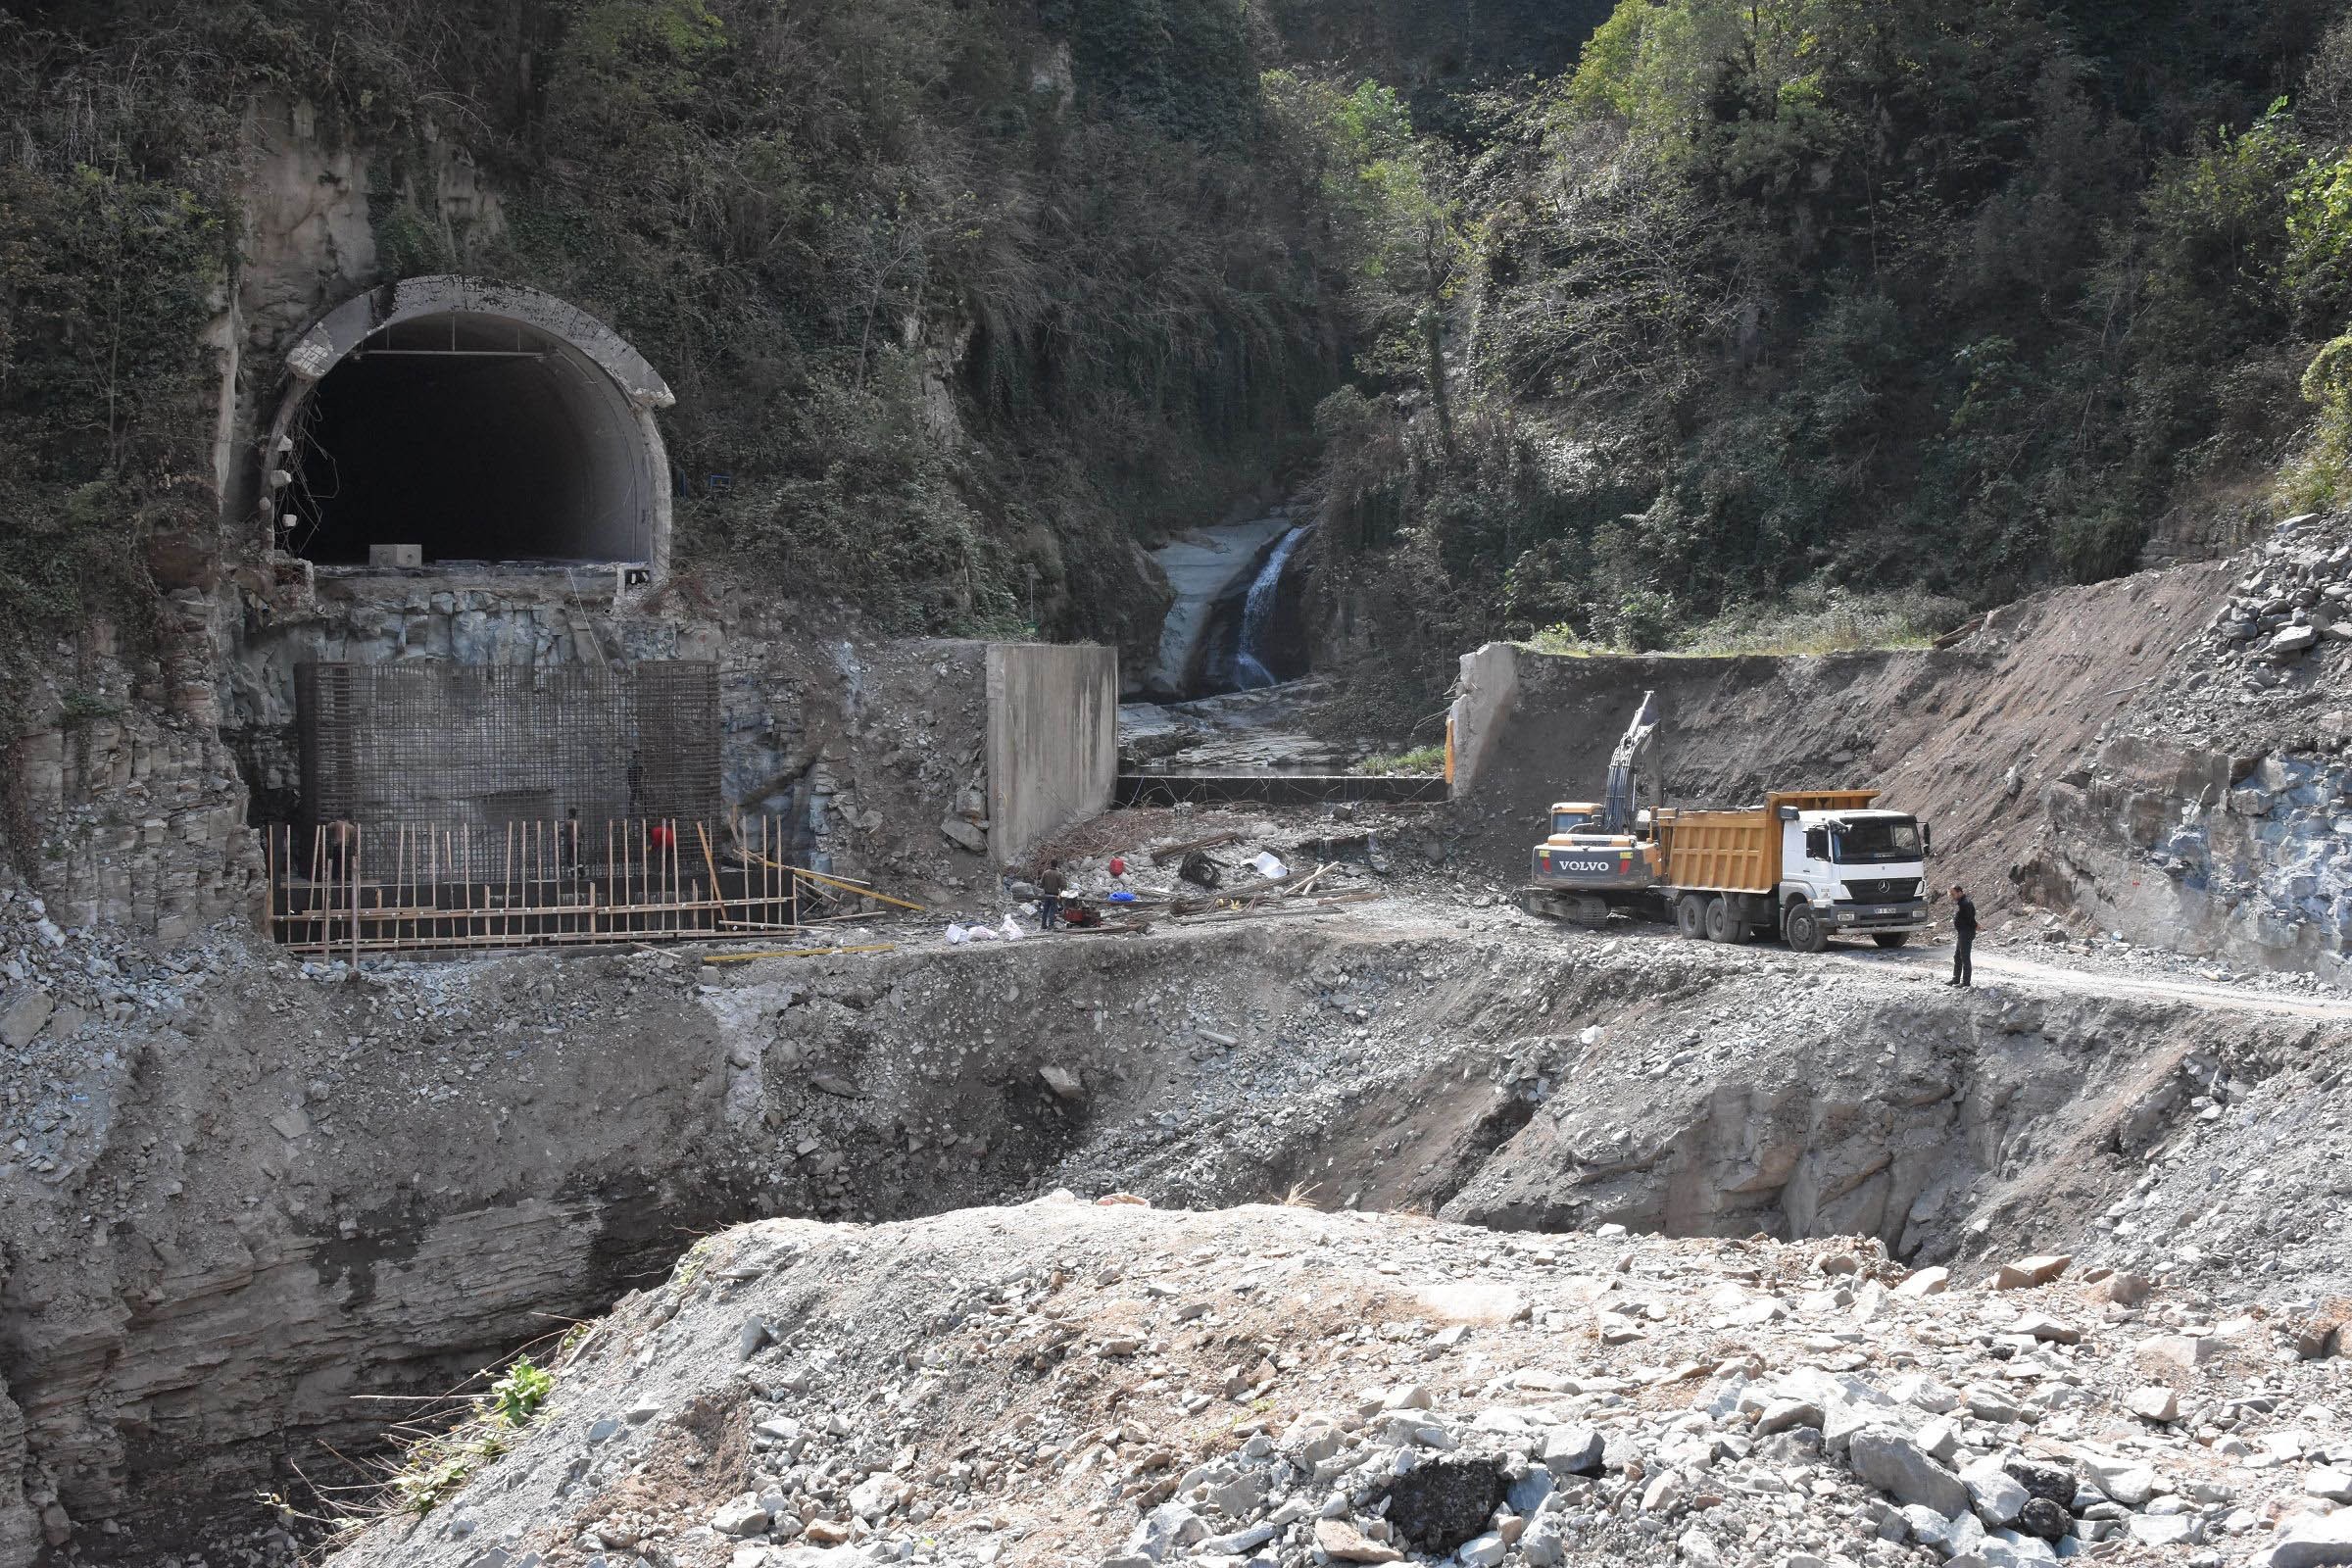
296, 662, 720, 874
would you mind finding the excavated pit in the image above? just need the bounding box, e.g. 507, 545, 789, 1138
6, 904, 2342, 1564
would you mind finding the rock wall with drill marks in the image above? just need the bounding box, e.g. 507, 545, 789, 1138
2035, 742, 2352, 977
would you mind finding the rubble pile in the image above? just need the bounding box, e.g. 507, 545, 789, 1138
2122, 511, 2352, 755
2205, 516, 2352, 683
0, 887, 224, 1194
322, 1201, 2352, 1568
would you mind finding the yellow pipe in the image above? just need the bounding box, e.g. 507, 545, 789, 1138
741, 854, 929, 913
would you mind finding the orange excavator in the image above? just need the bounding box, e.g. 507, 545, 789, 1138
1519, 691, 1665, 926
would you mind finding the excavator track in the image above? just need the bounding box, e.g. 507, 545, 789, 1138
1517, 887, 1612, 926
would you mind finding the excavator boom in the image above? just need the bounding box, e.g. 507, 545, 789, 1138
1520, 690, 1665, 924
1602, 690, 1660, 836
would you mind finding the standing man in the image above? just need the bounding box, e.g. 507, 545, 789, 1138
1949, 884, 1977, 988
1038, 859, 1069, 932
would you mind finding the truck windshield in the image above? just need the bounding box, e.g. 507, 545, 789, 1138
1831, 818, 1922, 863
1552, 811, 1594, 835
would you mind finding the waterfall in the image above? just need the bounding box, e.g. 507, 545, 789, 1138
1233, 524, 1310, 690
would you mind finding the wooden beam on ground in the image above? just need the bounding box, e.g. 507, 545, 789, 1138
1149, 831, 1244, 865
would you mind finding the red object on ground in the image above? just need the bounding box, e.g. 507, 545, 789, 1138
1108, 857, 1127, 879
649, 824, 677, 849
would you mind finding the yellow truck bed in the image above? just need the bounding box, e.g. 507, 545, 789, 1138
1655, 790, 1881, 894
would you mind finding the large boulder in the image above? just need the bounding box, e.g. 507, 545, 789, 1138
1848, 1432, 1970, 1518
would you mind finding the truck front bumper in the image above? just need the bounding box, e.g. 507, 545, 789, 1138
1830, 899, 1931, 932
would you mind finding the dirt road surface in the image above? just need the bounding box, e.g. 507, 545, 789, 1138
1812, 935, 2352, 1019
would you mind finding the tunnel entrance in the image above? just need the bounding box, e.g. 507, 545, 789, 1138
287, 316, 647, 565
264, 277, 675, 574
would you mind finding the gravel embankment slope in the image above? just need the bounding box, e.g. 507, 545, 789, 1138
325, 1200, 2352, 1568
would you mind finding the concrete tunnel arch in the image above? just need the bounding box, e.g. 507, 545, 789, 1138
260, 276, 677, 575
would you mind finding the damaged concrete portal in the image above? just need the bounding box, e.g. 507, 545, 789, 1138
263, 276, 675, 573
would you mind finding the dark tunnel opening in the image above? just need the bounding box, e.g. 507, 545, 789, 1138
284, 313, 656, 567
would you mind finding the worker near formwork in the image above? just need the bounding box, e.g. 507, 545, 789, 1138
1038, 859, 1069, 932
1948, 885, 1977, 988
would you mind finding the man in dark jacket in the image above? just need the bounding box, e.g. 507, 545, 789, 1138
1037, 860, 1068, 932
1949, 885, 1977, 987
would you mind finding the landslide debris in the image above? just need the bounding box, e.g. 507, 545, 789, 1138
2157, 513, 2352, 747
320, 1199, 2352, 1568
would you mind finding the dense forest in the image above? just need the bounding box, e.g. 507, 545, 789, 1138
7, 0, 2352, 694
0, 0, 1360, 661
1319, 0, 2352, 693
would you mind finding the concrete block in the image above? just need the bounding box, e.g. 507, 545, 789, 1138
985, 643, 1118, 864
1447, 643, 1520, 796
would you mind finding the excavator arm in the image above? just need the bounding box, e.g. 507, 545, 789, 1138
1602, 690, 1660, 837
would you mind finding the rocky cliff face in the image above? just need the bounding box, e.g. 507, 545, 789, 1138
0, 1367, 39, 1563
9, 92, 528, 946
1437, 981, 2310, 1267
2035, 741, 2347, 973
2021, 515, 2352, 979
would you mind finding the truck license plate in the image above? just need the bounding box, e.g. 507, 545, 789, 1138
1870, 906, 1901, 917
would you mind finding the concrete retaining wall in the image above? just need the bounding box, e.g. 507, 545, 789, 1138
987, 644, 1118, 864
1446, 642, 1521, 797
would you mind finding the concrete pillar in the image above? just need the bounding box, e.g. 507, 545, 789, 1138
1447, 642, 1520, 798
985, 644, 1118, 864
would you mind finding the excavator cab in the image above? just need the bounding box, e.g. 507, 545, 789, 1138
1545, 804, 1600, 840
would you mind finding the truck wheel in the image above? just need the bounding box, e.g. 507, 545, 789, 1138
1785, 903, 1828, 954
1676, 896, 1707, 941
1704, 895, 1748, 945
1872, 932, 1911, 950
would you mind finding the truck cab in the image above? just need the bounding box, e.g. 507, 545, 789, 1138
1774, 806, 1931, 948
1649, 789, 1933, 953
